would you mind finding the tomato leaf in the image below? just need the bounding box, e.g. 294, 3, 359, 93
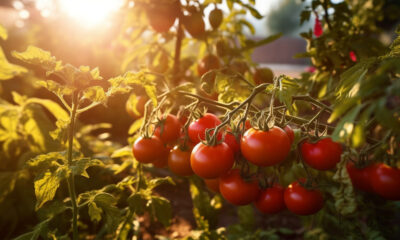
0, 47, 27, 81
12, 46, 59, 72
34, 166, 69, 210
149, 196, 172, 227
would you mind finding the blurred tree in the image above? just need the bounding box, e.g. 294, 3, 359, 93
265, 0, 310, 37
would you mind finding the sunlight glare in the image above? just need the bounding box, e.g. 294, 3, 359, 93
58, 0, 124, 27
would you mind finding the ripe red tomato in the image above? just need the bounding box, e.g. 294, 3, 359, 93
224, 132, 240, 154
370, 163, 400, 200
132, 136, 167, 164
284, 180, 324, 215
154, 114, 182, 144
301, 138, 342, 171
346, 162, 375, 193
146, 0, 180, 33
126, 95, 147, 119
204, 178, 220, 193
183, 12, 205, 38
219, 169, 260, 205
254, 185, 285, 214
197, 54, 221, 77
208, 8, 223, 30
190, 142, 234, 179
153, 146, 171, 168
168, 146, 193, 176
284, 125, 295, 145
188, 113, 221, 144
240, 127, 291, 166
253, 68, 274, 85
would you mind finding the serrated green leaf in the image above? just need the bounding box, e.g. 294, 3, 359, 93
70, 158, 103, 178
26, 98, 69, 122
127, 193, 147, 215
34, 167, 69, 210
149, 196, 172, 227
93, 192, 121, 232
111, 146, 133, 158
147, 176, 175, 190
83, 86, 106, 103
12, 46, 58, 71
88, 202, 103, 222
27, 151, 66, 170
36, 80, 74, 97
0, 47, 27, 80
332, 157, 357, 215
13, 219, 50, 240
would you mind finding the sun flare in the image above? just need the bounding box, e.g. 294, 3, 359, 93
58, 0, 124, 27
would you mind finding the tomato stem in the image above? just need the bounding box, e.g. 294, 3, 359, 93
66, 91, 79, 240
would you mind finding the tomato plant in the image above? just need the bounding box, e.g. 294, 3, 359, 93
0, 0, 399, 239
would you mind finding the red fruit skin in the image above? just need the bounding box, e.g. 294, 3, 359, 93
190, 142, 234, 179
370, 164, 400, 200
219, 169, 260, 206
197, 54, 221, 77
153, 146, 171, 168
284, 125, 295, 145
224, 132, 240, 153
346, 162, 375, 193
349, 51, 357, 62
240, 127, 291, 167
314, 18, 323, 37
284, 180, 324, 215
204, 178, 220, 193
168, 146, 193, 176
147, 0, 179, 33
255, 185, 286, 214
301, 138, 342, 171
306, 66, 316, 73
132, 136, 167, 164
154, 114, 182, 144
188, 113, 221, 144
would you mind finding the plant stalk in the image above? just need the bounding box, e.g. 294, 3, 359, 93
66, 91, 79, 240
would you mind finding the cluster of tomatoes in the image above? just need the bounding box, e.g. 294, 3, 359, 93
144, 0, 223, 38
131, 111, 344, 216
